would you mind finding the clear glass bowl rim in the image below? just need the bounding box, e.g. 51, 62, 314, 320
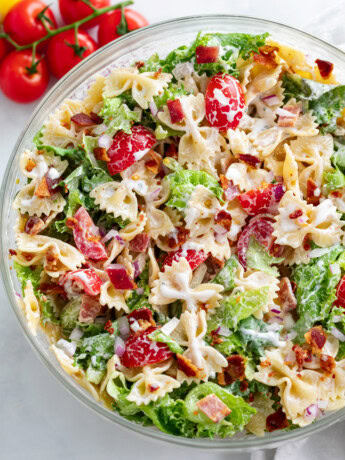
2, 13, 345, 452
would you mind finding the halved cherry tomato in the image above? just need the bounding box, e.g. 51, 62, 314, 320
107, 125, 156, 175
67, 207, 107, 260
59, 0, 110, 29
205, 73, 245, 131
4, 0, 56, 48
59, 269, 103, 296
162, 249, 208, 272
46, 29, 98, 79
238, 183, 285, 216
121, 326, 173, 368
335, 275, 345, 309
0, 50, 49, 103
98, 8, 149, 47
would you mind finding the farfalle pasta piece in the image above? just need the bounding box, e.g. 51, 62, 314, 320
15, 233, 85, 277
282, 144, 301, 197
19, 149, 68, 180
246, 65, 282, 105
150, 257, 223, 312
19, 280, 40, 336
184, 185, 220, 238
119, 212, 147, 242
225, 162, 272, 192
122, 359, 180, 405
100, 280, 129, 312
145, 182, 174, 239
103, 67, 171, 109
225, 199, 248, 241
173, 310, 227, 383
188, 230, 231, 261
246, 394, 275, 437
83, 75, 106, 113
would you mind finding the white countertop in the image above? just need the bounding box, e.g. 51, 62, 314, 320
1, 1, 345, 459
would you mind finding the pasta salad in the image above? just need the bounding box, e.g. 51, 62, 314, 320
11, 31, 345, 439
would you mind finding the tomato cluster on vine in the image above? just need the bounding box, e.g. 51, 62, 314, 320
0, 0, 148, 103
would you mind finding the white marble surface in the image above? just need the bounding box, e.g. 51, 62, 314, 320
1, 1, 345, 459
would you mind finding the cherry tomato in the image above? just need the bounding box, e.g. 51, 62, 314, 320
205, 73, 245, 131
98, 8, 149, 47
0, 50, 49, 103
121, 326, 173, 368
238, 183, 285, 216
107, 125, 156, 175
4, 0, 57, 47
46, 29, 98, 79
59, 269, 103, 296
335, 275, 345, 308
0, 38, 10, 62
162, 249, 208, 272
59, 0, 110, 29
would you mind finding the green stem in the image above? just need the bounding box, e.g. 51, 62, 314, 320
78, 0, 97, 11
0, 1, 133, 51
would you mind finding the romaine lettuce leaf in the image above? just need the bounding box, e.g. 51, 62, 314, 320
148, 329, 184, 354
324, 141, 345, 190
246, 238, 284, 276
107, 373, 142, 417
60, 297, 82, 335
237, 316, 283, 357
154, 84, 190, 109
282, 73, 335, 103
165, 168, 224, 210
74, 332, 115, 372
210, 255, 238, 292
99, 97, 141, 136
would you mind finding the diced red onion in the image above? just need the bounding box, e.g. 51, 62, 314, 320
147, 187, 161, 202
135, 287, 144, 295
286, 330, 297, 341
213, 224, 228, 236
284, 349, 296, 365
57, 338, 77, 357
276, 107, 299, 117
70, 327, 83, 341
149, 100, 158, 117
114, 336, 126, 357
305, 404, 319, 421
118, 316, 130, 339
330, 326, 345, 342
271, 308, 281, 315
133, 253, 147, 278
317, 400, 328, 409
266, 171, 275, 183
214, 326, 221, 334
214, 232, 227, 244
98, 134, 113, 150
218, 326, 231, 337
15, 292, 22, 298
262, 94, 280, 106
101, 229, 125, 245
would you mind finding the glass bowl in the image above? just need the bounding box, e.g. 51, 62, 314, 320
2, 14, 345, 452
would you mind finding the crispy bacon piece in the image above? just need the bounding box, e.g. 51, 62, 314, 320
218, 355, 245, 385
94, 147, 110, 162
277, 104, 301, 127
129, 233, 150, 252
320, 354, 336, 375
220, 175, 240, 202
304, 326, 327, 354
176, 354, 200, 378
167, 99, 185, 123
25, 158, 36, 172
34, 176, 51, 197
165, 143, 178, 159
195, 46, 219, 64
167, 228, 190, 250
153, 68, 162, 79
315, 59, 334, 79
253, 45, 279, 68
306, 178, 321, 205
71, 113, 98, 126
210, 330, 223, 346
127, 308, 155, 330
292, 344, 312, 370
25, 216, 45, 235
196, 394, 231, 423
266, 408, 289, 432
238, 154, 261, 169
45, 245, 60, 272
278, 277, 297, 312
145, 149, 162, 174
106, 264, 137, 290
79, 295, 104, 323
39, 283, 66, 296
289, 209, 303, 219
214, 210, 232, 232
90, 112, 103, 124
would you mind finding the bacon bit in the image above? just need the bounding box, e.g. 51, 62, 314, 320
9, 249, 17, 256
278, 277, 297, 312
289, 209, 303, 219
39, 283, 66, 296
45, 246, 60, 272
167, 99, 185, 124
94, 147, 110, 162
331, 190, 342, 198
266, 408, 289, 432
128, 307, 156, 328
176, 354, 200, 378
153, 68, 162, 79
71, 113, 98, 126
238, 153, 261, 169
139, 214, 145, 222
210, 330, 223, 347
253, 45, 279, 68
305, 326, 327, 354
135, 61, 145, 69
66, 217, 78, 229
208, 255, 225, 272
277, 104, 301, 127
260, 359, 271, 368
248, 392, 255, 403
167, 227, 190, 250
79, 295, 103, 324
104, 320, 112, 331
221, 177, 240, 201
90, 112, 103, 125
218, 355, 245, 386
62, 122, 70, 129
303, 234, 311, 251
196, 393, 231, 423
23, 252, 34, 261
292, 344, 312, 370
145, 159, 159, 174
219, 174, 230, 191
138, 319, 152, 331
25, 158, 36, 172
306, 178, 321, 205
320, 354, 336, 375
195, 46, 219, 64
165, 143, 178, 159
214, 210, 232, 232
240, 380, 249, 393
24, 216, 45, 235
315, 59, 334, 79
34, 176, 51, 197
129, 233, 150, 252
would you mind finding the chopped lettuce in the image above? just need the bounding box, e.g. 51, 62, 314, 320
237, 316, 283, 357
210, 255, 238, 292
282, 73, 336, 103
165, 168, 224, 210
154, 84, 190, 109
293, 245, 345, 341
324, 141, 345, 190
148, 329, 184, 354
107, 373, 142, 417
126, 263, 150, 311
74, 332, 115, 373
99, 97, 141, 136
246, 238, 283, 276
60, 297, 82, 335
225, 379, 270, 399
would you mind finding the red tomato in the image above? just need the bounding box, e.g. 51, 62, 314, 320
205, 73, 245, 131
67, 207, 107, 260
107, 125, 156, 175
98, 8, 148, 46
59, 0, 110, 28
0, 38, 10, 62
4, 0, 56, 47
46, 29, 98, 79
0, 50, 49, 103
121, 326, 173, 368
162, 249, 208, 272
238, 183, 285, 216
336, 275, 345, 308
59, 269, 103, 296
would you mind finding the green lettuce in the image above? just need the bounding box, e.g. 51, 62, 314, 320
99, 97, 141, 136
60, 298, 82, 335
210, 255, 238, 292
126, 263, 150, 311
154, 84, 190, 109
148, 329, 184, 354
237, 316, 283, 357
107, 373, 142, 417
246, 238, 284, 276
165, 168, 224, 210
293, 245, 345, 341
74, 332, 115, 376
324, 141, 345, 191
